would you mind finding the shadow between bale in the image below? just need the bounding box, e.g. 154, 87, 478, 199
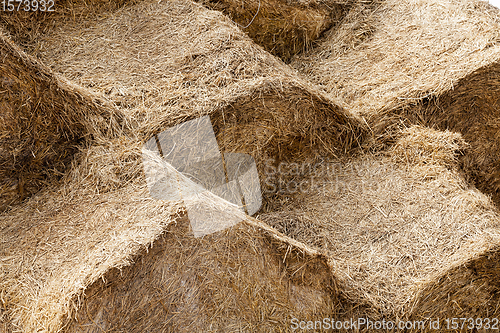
0, 30, 127, 211
210, 83, 364, 212
372, 61, 500, 208
197, 0, 353, 62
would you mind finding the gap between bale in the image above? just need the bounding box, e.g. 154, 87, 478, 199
0, 29, 128, 211
197, 0, 353, 62
210, 83, 364, 211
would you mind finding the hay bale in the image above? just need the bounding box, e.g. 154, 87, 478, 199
0, 176, 178, 332
293, 0, 500, 116
260, 126, 500, 324
0, 132, 361, 332
197, 0, 351, 62
292, 0, 500, 205
0, 164, 345, 332
0, 135, 362, 332
4, 0, 499, 329
0, 29, 126, 211
1, 0, 363, 189
65, 216, 341, 332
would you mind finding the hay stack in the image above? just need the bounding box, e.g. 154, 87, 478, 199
0, 0, 365, 331
260, 125, 500, 323
197, 0, 352, 62
0, 0, 364, 209
293, 0, 500, 205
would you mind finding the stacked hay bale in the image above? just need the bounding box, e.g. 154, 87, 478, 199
261, 126, 500, 324
0, 0, 363, 207
293, 0, 500, 205
0, 0, 364, 331
3, 0, 500, 331
0, 178, 343, 332
11, 0, 362, 169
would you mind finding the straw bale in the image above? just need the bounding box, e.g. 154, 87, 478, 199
197, 0, 351, 62
260, 126, 500, 323
293, 0, 500, 116
0, 133, 357, 332
1, 0, 363, 185
0, 29, 127, 211
0, 134, 366, 332
292, 0, 500, 205
64, 215, 342, 332
0, 169, 346, 332
0, 180, 178, 332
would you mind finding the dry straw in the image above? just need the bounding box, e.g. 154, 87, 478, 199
1, 166, 345, 332
293, 0, 500, 206
3, 0, 500, 331
65, 214, 344, 332
261, 125, 500, 326
21, 0, 362, 162
0, 0, 363, 331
